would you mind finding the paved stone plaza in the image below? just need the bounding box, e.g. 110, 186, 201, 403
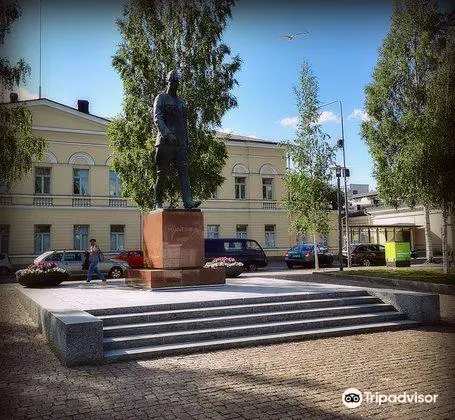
1, 281, 454, 419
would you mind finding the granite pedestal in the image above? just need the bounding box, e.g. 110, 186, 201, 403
126, 209, 226, 288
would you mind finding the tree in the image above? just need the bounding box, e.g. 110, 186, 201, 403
421, 12, 455, 272
108, 0, 241, 211
282, 60, 336, 269
361, 0, 447, 264
0, 1, 45, 186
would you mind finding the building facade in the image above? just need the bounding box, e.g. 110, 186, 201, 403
0, 99, 296, 265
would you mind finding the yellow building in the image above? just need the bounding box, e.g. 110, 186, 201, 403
0, 98, 297, 265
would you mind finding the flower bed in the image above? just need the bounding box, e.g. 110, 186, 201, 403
204, 257, 244, 278
16, 261, 69, 287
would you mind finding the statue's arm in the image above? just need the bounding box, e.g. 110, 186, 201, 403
153, 94, 171, 139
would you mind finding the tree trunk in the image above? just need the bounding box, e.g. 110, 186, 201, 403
313, 232, 319, 270
442, 203, 448, 274
424, 205, 434, 263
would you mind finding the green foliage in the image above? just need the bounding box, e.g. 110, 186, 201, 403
0, 1, 45, 186
108, 0, 241, 210
282, 60, 335, 239
361, 0, 448, 208
421, 13, 455, 208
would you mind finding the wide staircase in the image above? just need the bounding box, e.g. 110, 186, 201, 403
87, 290, 419, 363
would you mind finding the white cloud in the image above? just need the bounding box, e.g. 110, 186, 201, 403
318, 111, 340, 124
348, 108, 370, 122
279, 116, 298, 127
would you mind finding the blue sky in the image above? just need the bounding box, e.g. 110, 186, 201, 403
4, 0, 401, 189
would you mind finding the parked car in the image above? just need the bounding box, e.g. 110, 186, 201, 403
204, 238, 268, 271
34, 250, 130, 279
342, 243, 386, 266
0, 253, 13, 276
284, 244, 334, 269
113, 250, 144, 269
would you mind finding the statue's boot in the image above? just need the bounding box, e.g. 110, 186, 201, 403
184, 198, 201, 209
179, 165, 201, 209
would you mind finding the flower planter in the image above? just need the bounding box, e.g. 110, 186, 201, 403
16, 271, 69, 288
225, 266, 243, 278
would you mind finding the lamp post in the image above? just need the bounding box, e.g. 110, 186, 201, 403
317, 100, 351, 267
331, 165, 344, 271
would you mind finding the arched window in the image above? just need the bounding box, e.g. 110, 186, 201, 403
68, 152, 95, 166
259, 164, 277, 200
232, 163, 249, 199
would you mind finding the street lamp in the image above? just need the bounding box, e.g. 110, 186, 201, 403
331, 165, 345, 271
317, 100, 351, 267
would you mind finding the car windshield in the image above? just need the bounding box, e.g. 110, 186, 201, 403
35, 251, 54, 262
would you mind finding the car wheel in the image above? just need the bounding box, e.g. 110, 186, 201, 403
108, 267, 123, 279
0, 266, 10, 276
286, 262, 293, 269
247, 263, 258, 272
362, 258, 371, 267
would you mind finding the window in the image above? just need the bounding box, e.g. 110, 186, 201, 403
262, 178, 273, 200
64, 252, 83, 262
235, 177, 246, 199
34, 225, 51, 254
110, 225, 125, 251
109, 171, 122, 197
246, 240, 261, 250
224, 241, 243, 251
265, 225, 276, 248
0, 225, 9, 253
207, 225, 220, 239
45, 252, 63, 262
74, 225, 89, 250
322, 233, 328, 247
352, 190, 358, 195
73, 169, 89, 195
236, 224, 248, 239
34, 167, 51, 194
210, 189, 219, 199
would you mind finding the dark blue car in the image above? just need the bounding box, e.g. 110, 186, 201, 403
284, 244, 334, 269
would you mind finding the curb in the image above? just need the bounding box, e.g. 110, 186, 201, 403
311, 272, 455, 295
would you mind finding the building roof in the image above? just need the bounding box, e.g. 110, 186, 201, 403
4, 97, 110, 125
215, 132, 278, 145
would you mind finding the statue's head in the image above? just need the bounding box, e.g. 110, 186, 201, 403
166, 70, 179, 90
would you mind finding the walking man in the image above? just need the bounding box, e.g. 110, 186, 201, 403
86, 238, 106, 283
153, 70, 201, 210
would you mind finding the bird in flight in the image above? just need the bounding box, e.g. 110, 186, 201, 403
281, 31, 309, 41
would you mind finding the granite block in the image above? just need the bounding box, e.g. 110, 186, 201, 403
143, 209, 204, 269
126, 267, 226, 289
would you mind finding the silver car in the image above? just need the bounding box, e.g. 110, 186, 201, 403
0, 253, 13, 276
34, 250, 130, 279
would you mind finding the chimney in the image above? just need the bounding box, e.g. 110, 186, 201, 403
10, 92, 18, 103
77, 100, 89, 114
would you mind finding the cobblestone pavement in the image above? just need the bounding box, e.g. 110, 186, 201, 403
1, 284, 454, 420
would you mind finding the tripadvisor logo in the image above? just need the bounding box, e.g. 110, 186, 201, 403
342, 388, 439, 408
342, 388, 362, 408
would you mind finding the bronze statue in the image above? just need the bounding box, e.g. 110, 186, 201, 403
153, 70, 201, 210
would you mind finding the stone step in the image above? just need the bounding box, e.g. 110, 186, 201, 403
103, 303, 395, 337
103, 319, 420, 363
89, 290, 369, 317
103, 311, 406, 350
98, 295, 381, 326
